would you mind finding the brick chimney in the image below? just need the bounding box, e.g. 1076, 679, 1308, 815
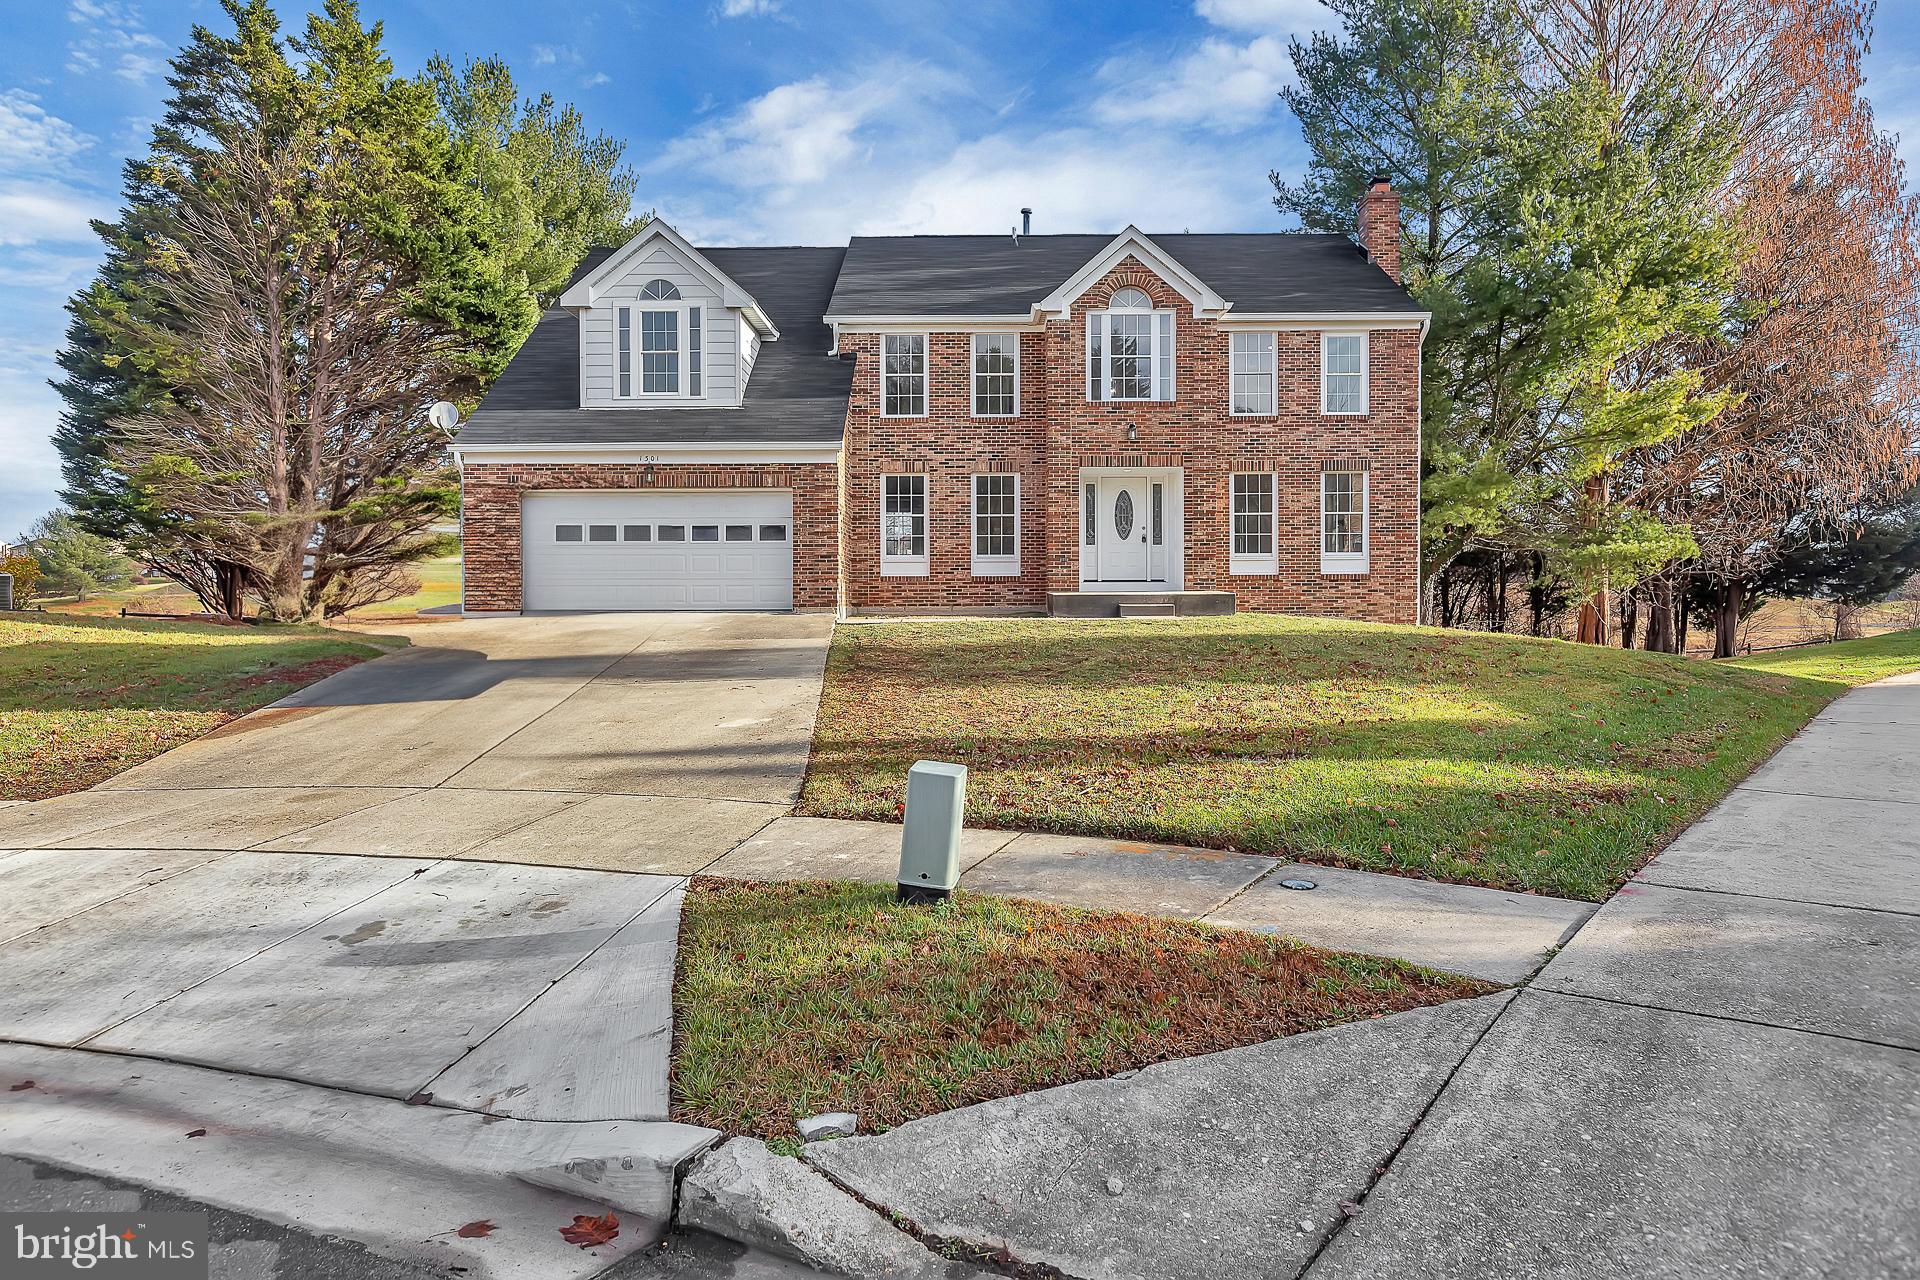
1357, 174, 1401, 283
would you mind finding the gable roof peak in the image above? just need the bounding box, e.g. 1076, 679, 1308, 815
1036, 226, 1229, 319
556, 220, 780, 339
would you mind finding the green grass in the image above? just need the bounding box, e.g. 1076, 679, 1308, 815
672, 877, 1489, 1140
340, 556, 463, 619
800, 617, 1920, 901
39, 556, 463, 621
0, 612, 402, 801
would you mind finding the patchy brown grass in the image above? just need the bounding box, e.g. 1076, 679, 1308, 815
670, 877, 1491, 1141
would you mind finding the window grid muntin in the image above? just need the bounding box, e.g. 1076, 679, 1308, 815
883, 474, 927, 558
1231, 332, 1276, 415
973, 474, 1017, 559
688, 306, 703, 397
1323, 472, 1366, 555
1323, 334, 1367, 414
882, 334, 927, 417
616, 311, 632, 397
972, 334, 1018, 416
1232, 473, 1276, 556
640, 309, 680, 394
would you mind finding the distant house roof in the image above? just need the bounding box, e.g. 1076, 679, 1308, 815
457, 245, 852, 448
824, 233, 1420, 319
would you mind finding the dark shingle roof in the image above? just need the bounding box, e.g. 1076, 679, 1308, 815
824, 233, 1419, 318
458, 245, 852, 447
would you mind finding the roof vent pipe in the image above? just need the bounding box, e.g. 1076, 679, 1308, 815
1021, 207, 1032, 236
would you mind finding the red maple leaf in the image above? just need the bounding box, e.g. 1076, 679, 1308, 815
455, 1221, 496, 1239
558, 1211, 620, 1248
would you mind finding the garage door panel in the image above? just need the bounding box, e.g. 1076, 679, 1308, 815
523, 491, 793, 611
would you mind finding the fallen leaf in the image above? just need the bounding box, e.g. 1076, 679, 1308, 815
455, 1221, 496, 1239
8, 1081, 33, 1092
559, 1211, 620, 1248
406, 1091, 434, 1106
185, 1129, 207, 1139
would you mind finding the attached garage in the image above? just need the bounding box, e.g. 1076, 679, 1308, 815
521, 490, 793, 611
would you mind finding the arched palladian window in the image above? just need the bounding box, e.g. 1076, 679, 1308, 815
616, 278, 702, 397
1088, 286, 1174, 402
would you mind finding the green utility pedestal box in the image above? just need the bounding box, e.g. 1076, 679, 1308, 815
897, 759, 967, 903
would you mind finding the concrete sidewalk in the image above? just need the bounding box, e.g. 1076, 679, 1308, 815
696, 672, 1920, 1280
706, 816, 1595, 984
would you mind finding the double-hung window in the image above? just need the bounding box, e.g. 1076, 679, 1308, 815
1321, 333, 1368, 415
617, 278, 703, 398
881, 474, 928, 575
1088, 287, 1174, 402
971, 334, 1018, 416
1321, 470, 1369, 573
971, 474, 1019, 575
1230, 473, 1277, 575
882, 335, 927, 417
1230, 332, 1276, 415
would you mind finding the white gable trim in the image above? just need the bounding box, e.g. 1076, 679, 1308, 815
559, 221, 780, 339
1037, 226, 1228, 320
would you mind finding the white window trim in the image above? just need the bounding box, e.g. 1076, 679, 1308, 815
970, 473, 1021, 576
615, 302, 705, 400
880, 333, 930, 419
1087, 298, 1175, 403
1230, 331, 1278, 417
970, 333, 1020, 418
1228, 472, 1279, 576
1320, 331, 1369, 416
879, 473, 929, 576
1320, 470, 1371, 574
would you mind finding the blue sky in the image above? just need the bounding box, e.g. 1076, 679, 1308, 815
2, 0, 1918, 542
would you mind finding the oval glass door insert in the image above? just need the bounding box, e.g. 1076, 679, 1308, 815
1114, 490, 1135, 540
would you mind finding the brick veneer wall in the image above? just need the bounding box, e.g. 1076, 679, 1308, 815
840, 255, 1420, 623
460, 461, 841, 612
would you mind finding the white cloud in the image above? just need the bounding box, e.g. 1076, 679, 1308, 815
65, 0, 166, 86
1195, 0, 1326, 33
0, 371, 69, 542
659, 65, 962, 194
531, 43, 580, 67
583, 71, 611, 89
1093, 34, 1294, 130
0, 182, 112, 248
0, 248, 98, 290
0, 91, 94, 168
719, 0, 782, 15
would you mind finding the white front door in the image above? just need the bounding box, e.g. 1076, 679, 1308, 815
1096, 474, 1151, 582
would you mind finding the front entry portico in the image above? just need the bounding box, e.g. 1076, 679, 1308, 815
1079, 468, 1182, 589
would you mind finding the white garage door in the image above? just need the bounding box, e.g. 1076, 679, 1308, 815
522, 491, 793, 611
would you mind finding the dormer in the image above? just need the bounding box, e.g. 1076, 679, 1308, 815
559, 221, 780, 410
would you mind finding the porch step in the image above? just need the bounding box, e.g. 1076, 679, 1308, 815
1048, 591, 1236, 619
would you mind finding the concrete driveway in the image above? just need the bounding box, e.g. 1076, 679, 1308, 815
0, 611, 834, 874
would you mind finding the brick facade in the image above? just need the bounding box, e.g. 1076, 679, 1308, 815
460, 461, 840, 612
838, 255, 1420, 623
463, 256, 1419, 624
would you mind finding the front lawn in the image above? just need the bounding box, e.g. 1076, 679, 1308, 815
800, 616, 1920, 901
0, 613, 401, 801
671, 878, 1488, 1141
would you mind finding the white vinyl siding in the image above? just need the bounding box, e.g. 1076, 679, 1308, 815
1322, 333, 1368, 415
1321, 471, 1370, 573
881, 474, 928, 575
1230, 472, 1277, 575
882, 335, 928, 417
971, 473, 1019, 575
971, 334, 1019, 416
1230, 332, 1276, 415
581, 246, 739, 407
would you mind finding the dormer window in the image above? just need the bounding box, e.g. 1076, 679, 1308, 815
616, 279, 703, 398
1087, 286, 1174, 402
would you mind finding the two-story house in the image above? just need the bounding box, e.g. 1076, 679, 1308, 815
454, 181, 1426, 621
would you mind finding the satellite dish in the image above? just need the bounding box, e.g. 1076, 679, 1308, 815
428, 401, 461, 436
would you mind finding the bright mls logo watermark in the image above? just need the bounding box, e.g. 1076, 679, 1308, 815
3, 1213, 206, 1277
